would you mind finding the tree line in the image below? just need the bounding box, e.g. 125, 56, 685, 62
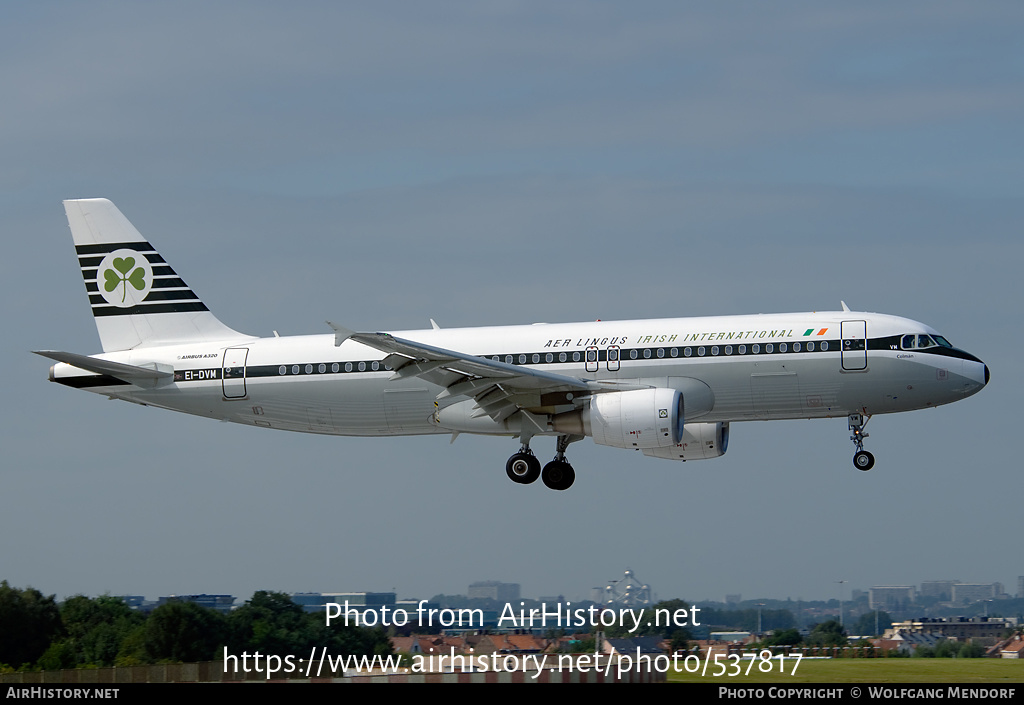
0, 581, 392, 671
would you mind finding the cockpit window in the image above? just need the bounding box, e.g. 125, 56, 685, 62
901, 333, 953, 350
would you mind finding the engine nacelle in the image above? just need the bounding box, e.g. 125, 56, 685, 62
553, 388, 684, 450
642, 422, 730, 461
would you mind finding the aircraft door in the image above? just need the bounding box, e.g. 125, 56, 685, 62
840, 320, 867, 371
607, 345, 620, 372
222, 347, 249, 398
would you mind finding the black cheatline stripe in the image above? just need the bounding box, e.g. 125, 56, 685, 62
912, 346, 982, 364
180, 337, 853, 383
88, 290, 198, 306
141, 290, 199, 302
151, 277, 188, 289
80, 264, 178, 281
171, 334, 979, 387
56, 375, 130, 389
75, 241, 157, 256
85, 281, 98, 292
79, 253, 167, 265
92, 301, 209, 317
78, 252, 167, 268
868, 335, 902, 351
869, 335, 982, 363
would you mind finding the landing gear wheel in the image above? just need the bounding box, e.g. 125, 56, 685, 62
853, 450, 875, 471
506, 452, 540, 484
848, 413, 874, 472
542, 460, 575, 491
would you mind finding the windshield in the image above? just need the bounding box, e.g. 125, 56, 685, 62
901, 334, 954, 350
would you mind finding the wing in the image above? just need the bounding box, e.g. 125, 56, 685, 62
327, 322, 644, 427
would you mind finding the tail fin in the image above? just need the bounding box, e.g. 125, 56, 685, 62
65, 198, 246, 352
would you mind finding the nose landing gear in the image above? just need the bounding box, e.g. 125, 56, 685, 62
849, 413, 874, 471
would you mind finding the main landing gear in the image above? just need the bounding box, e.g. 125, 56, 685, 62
506, 446, 540, 484
848, 413, 874, 471
506, 434, 579, 491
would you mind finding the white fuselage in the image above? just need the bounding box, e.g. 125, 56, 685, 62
51, 310, 988, 439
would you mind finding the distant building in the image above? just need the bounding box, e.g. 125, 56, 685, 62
876, 631, 944, 655
157, 594, 235, 613
869, 586, 915, 611
886, 617, 1016, 644
919, 581, 961, 601
603, 636, 665, 655
1000, 635, 1024, 659
468, 581, 520, 602
1018, 576, 1024, 599
538, 595, 566, 604
292, 591, 396, 614
291, 591, 417, 627
951, 583, 1004, 605
725, 594, 742, 605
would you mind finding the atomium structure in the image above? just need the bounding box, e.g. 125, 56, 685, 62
602, 569, 652, 608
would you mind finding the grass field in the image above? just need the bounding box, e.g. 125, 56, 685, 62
668, 658, 1024, 683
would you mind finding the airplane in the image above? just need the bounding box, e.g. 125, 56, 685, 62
37, 199, 990, 491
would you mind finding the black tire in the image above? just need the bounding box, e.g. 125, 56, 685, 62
506, 452, 540, 484
853, 450, 875, 471
542, 461, 576, 491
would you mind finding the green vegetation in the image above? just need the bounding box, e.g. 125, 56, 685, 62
699, 606, 796, 634
805, 619, 848, 647
669, 658, 1024, 683
0, 581, 63, 669
0, 584, 392, 672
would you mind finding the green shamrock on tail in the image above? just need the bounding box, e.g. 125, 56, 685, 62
103, 256, 146, 303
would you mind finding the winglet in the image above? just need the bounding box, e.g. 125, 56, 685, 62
841, 301, 851, 312
326, 321, 355, 347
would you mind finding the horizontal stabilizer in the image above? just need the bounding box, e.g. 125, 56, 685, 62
34, 350, 173, 388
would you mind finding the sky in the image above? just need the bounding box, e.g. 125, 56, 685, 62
2, 2, 1022, 607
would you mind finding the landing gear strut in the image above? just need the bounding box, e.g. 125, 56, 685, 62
542, 435, 577, 491
849, 413, 874, 471
506, 445, 541, 484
